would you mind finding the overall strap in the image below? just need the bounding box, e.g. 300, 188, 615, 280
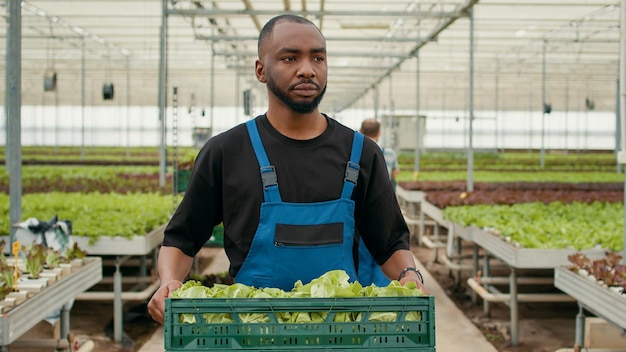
340, 131, 364, 199
245, 119, 282, 202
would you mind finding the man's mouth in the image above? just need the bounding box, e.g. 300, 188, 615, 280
292, 83, 319, 96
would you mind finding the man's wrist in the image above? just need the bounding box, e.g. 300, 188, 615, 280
398, 267, 424, 284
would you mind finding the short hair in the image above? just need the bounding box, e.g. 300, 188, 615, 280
258, 14, 321, 55
359, 118, 381, 138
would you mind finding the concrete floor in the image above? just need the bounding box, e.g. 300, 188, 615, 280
138, 249, 499, 352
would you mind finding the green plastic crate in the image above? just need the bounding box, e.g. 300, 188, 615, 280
204, 225, 224, 247
175, 170, 192, 193
164, 296, 435, 351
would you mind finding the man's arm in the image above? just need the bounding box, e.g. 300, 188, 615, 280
381, 249, 429, 294
147, 246, 194, 324
391, 168, 400, 181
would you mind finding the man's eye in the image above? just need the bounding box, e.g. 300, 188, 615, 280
282, 57, 296, 62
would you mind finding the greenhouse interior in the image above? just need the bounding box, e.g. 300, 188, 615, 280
1, 0, 626, 351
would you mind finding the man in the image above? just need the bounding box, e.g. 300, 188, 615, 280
148, 14, 427, 324
357, 118, 400, 286
359, 118, 399, 190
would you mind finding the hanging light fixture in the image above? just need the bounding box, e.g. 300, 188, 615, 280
543, 102, 552, 114
43, 71, 57, 92
102, 49, 115, 100
585, 97, 595, 110
102, 83, 115, 100
43, 23, 57, 92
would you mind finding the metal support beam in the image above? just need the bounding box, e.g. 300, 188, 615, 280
158, 0, 168, 187
80, 36, 86, 160
335, 0, 479, 112
617, 0, 626, 263
541, 40, 547, 168
196, 34, 435, 43
167, 8, 462, 18
467, 7, 475, 192
126, 56, 131, 156
212, 50, 413, 58
210, 27, 215, 138
414, 52, 421, 174
6, 0, 22, 246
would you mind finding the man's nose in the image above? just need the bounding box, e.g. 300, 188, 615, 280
297, 60, 316, 78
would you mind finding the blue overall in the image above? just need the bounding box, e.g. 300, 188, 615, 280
357, 240, 391, 287
358, 147, 394, 287
235, 119, 363, 291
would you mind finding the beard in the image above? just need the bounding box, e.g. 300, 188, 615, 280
267, 77, 326, 114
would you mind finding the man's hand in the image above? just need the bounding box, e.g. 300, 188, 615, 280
399, 270, 430, 295
147, 279, 183, 324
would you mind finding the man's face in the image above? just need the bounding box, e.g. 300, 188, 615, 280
257, 21, 328, 114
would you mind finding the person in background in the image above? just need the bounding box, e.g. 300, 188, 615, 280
359, 118, 399, 190
357, 118, 402, 286
148, 14, 427, 324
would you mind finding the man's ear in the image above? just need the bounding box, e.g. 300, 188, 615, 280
255, 60, 266, 83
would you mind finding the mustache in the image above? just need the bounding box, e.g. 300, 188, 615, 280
289, 80, 320, 90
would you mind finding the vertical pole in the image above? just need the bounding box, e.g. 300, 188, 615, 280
528, 87, 533, 153
575, 303, 586, 349
388, 69, 395, 150
373, 86, 379, 120
414, 53, 420, 175
540, 40, 547, 168
482, 256, 491, 315
81, 36, 86, 160
60, 301, 71, 339
471, 245, 478, 303
565, 77, 569, 154
113, 258, 123, 343
236, 73, 240, 123
618, 0, 626, 263
467, 8, 475, 192
55, 83, 59, 152
510, 268, 519, 346
126, 57, 131, 157
172, 87, 179, 208
495, 60, 500, 152
158, 0, 168, 187
7, 0, 22, 244
616, 79, 621, 172
210, 30, 215, 138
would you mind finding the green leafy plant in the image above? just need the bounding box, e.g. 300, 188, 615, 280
443, 201, 623, 250
175, 149, 199, 171
0, 281, 12, 301
0, 239, 7, 266
172, 270, 426, 324
568, 252, 626, 292
0, 193, 174, 242
0, 261, 16, 299
45, 248, 64, 269
22, 243, 47, 279
64, 242, 87, 261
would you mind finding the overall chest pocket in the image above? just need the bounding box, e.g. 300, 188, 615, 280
274, 222, 343, 246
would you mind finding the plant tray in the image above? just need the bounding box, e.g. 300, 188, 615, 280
71, 224, 165, 255
164, 296, 435, 351
471, 226, 608, 269
1, 224, 165, 256
554, 267, 626, 330
0, 257, 102, 345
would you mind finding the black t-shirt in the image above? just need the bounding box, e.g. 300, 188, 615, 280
163, 114, 410, 278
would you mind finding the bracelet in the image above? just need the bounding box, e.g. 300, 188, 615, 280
398, 267, 424, 284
